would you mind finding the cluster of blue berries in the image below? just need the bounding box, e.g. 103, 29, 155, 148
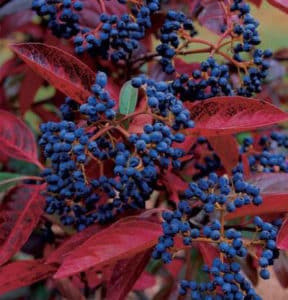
73, 0, 160, 59
32, 0, 83, 38
238, 134, 288, 173
156, 10, 197, 74
230, 0, 273, 97
79, 72, 116, 121
39, 72, 193, 229
180, 259, 261, 300
152, 169, 282, 298
254, 216, 280, 280
131, 76, 194, 130
128, 122, 185, 170
169, 58, 233, 101
152, 172, 262, 260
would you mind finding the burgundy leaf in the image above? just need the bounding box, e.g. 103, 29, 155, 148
105, 250, 152, 300
207, 135, 239, 174
0, 184, 46, 265
0, 259, 56, 295
10, 43, 94, 103
273, 251, 288, 287
174, 58, 200, 75
198, 0, 226, 35
267, 0, 288, 13
277, 217, 288, 250
10, 43, 119, 103
161, 171, 188, 203
0, 109, 42, 167
46, 223, 104, 264
54, 217, 162, 278
198, 242, 219, 267
133, 271, 156, 291
19, 69, 43, 114
185, 97, 288, 136
248, 0, 263, 6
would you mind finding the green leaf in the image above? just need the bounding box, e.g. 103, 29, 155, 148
0, 172, 26, 192
119, 81, 138, 115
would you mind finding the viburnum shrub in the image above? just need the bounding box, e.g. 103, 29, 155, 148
0, 0, 288, 299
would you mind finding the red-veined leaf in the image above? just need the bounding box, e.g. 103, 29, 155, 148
46, 223, 104, 264
0, 109, 42, 168
19, 69, 43, 114
277, 217, 288, 250
0, 259, 56, 295
226, 173, 288, 220
0, 184, 46, 265
54, 217, 162, 278
267, 0, 288, 13
184, 97, 288, 136
207, 135, 239, 174
11, 43, 119, 103
106, 250, 152, 300
10, 43, 94, 103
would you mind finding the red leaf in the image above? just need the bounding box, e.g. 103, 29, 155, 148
198, 0, 226, 35
198, 242, 219, 267
241, 153, 251, 179
11, 43, 119, 104
207, 135, 239, 174
0, 184, 46, 265
10, 43, 94, 103
106, 250, 152, 300
46, 223, 104, 264
248, 173, 288, 194
226, 173, 288, 220
277, 217, 288, 250
267, 0, 288, 13
161, 171, 188, 203
273, 251, 288, 287
54, 217, 162, 278
174, 58, 200, 75
0, 259, 56, 295
248, 0, 263, 6
164, 258, 184, 278
133, 271, 156, 291
185, 97, 288, 136
19, 69, 43, 114
274, 48, 288, 60
0, 109, 42, 167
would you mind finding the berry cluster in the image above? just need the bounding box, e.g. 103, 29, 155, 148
169, 59, 233, 101
39, 72, 192, 229
179, 259, 261, 300
129, 122, 185, 170
132, 76, 194, 130
152, 170, 281, 298
32, 0, 83, 38
238, 134, 288, 173
156, 10, 197, 74
73, 0, 160, 59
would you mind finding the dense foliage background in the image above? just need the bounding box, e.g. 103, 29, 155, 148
0, 0, 288, 299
